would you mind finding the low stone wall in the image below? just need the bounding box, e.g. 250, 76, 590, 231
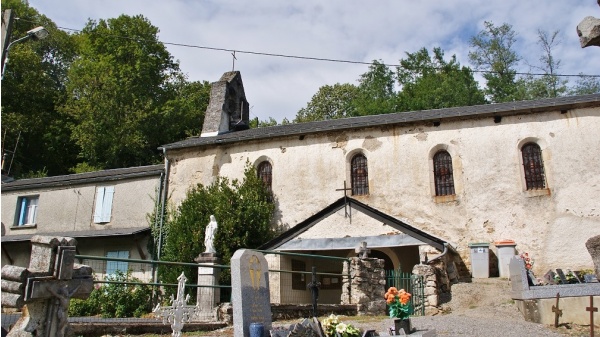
341, 257, 387, 315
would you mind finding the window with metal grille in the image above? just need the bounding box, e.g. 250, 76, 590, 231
521, 143, 546, 190
433, 151, 455, 196
351, 154, 369, 195
257, 161, 273, 198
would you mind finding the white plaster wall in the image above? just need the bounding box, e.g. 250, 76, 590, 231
167, 107, 600, 274
1, 176, 160, 235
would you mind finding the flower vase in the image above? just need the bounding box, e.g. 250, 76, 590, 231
394, 318, 411, 335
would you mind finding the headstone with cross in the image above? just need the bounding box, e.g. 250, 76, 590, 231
153, 272, 200, 337
588, 296, 598, 337
1, 235, 94, 337
551, 293, 562, 328
355, 241, 371, 259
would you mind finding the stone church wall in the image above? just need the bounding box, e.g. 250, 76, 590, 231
167, 106, 600, 274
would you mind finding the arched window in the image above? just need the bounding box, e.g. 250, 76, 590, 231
257, 161, 272, 197
433, 151, 455, 196
521, 143, 546, 190
351, 154, 369, 195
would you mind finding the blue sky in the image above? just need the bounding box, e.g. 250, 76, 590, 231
28, 0, 600, 122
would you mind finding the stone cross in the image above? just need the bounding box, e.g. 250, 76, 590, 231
307, 266, 321, 318
0, 235, 93, 337
588, 296, 598, 337
355, 241, 371, 259
551, 293, 562, 328
153, 272, 200, 337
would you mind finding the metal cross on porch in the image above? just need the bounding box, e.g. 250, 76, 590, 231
551, 293, 562, 328
153, 272, 199, 337
335, 181, 353, 220
587, 295, 598, 337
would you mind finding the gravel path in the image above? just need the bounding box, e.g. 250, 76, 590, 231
202, 278, 589, 336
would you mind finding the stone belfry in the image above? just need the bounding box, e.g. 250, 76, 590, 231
200, 71, 250, 137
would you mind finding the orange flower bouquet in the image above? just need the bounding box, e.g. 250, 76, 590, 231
384, 287, 413, 320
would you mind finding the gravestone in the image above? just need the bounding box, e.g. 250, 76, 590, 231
586, 235, 600, 279
231, 249, 272, 337
543, 270, 557, 285
556, 269, 568, 284
0, 235, 93, 337
270, 318, 324, 337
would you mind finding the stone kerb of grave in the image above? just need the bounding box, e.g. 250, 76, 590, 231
231, 249, 272, 337
1, 235, 94, 337
509, 256, 600, 326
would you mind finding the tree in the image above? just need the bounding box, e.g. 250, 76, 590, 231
569, 74, 600, 95
519, 30, 568, 99
154, 164, 275, 296
354, 60, 397, 115
294, 83, 359, 122
469, 21, 521, 103
396, 47, 486, 111
60, 15, 183, 169
1, 0, 78, 178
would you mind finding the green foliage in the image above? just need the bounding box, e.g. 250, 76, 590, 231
397, 47, 486, 111
354, 60, 397, 115
569, 75, 600, 95
154, 163, 275, 297
69, 271, 153, 318
69, 162, 104, 174
1, 0, 79, 178
469, 21, 521, 103
294, 83, 359, 122
60, 14, 204, 169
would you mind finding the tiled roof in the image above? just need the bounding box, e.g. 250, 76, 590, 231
1, 227, 151, 243
1, 165, 163, 192
160, 94, 600, 151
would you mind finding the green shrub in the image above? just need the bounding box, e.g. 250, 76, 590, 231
69, 271, 153, 318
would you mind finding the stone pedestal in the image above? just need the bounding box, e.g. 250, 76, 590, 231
341, 257, 386, 315
195, 253, 221, 320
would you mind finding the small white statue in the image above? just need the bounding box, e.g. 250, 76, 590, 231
204, 215, 218, 254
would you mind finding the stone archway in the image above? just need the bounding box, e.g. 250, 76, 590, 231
369, 249, 395, 270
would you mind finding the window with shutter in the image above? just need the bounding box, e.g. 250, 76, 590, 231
15, 196, 39, 226
106, 250, 129, 275
94, 186, 115, 223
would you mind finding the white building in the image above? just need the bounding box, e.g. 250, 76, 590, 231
161, 72, 600, 285
1, 165, 164, 281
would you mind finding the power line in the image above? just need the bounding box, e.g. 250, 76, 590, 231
20, 20, 600, 78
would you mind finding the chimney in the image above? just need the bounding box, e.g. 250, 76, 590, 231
200, 71, 250, 137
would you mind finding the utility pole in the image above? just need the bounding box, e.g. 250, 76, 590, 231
2, 9, 15, 71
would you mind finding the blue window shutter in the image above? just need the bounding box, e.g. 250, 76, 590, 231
18, 198, 28, 226
101, 186, 114, 222
93, 187, 105, 223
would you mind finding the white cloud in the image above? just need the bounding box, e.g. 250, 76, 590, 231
27, 0, 600, 122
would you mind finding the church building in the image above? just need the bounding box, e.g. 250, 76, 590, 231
160, 71, 600, 302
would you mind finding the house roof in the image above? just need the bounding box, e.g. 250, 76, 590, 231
1, 227, 151, 243
259, 197, 450, 252
160, 94, 600, 151
1, 165, 164, 192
